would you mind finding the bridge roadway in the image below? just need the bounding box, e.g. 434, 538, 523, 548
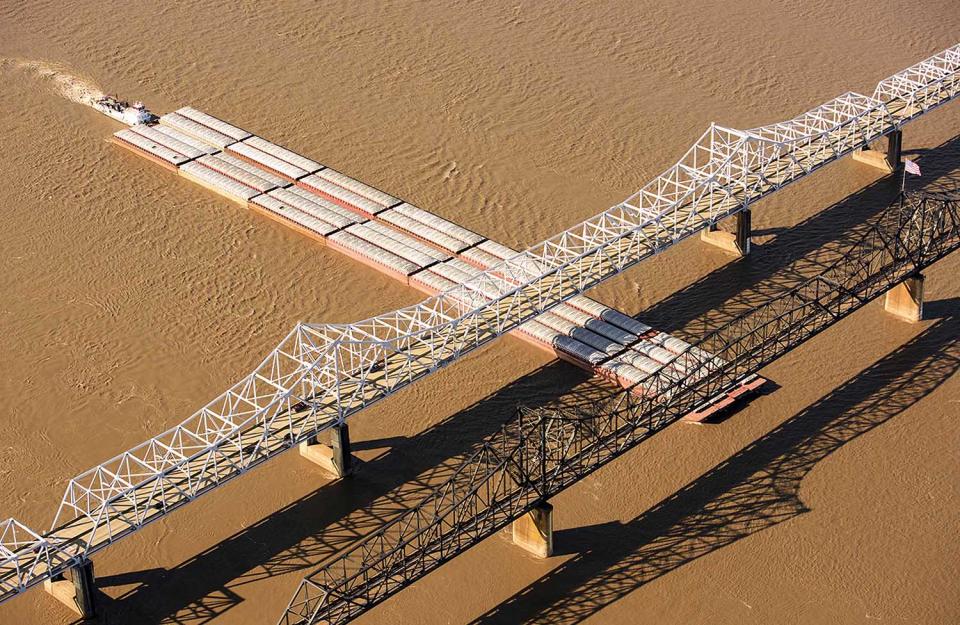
282, 189, 960, 624
114, 106, 751, 412
1, 43, 957, 612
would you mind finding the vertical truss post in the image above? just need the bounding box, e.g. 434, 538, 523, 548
43, 559, 96, 619
884, 272, 924, 322
539, 416, 548, 496
299, 423, 353, 478
853, 130, 903, 172
2, 46, 957, 614
511, 501, 554, 558
701, 209, 751, 256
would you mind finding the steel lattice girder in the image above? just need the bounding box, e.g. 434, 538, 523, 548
281, 191, 960, 625
0, 43, 958, 605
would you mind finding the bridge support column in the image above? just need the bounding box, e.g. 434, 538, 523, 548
884, 272, 924, 322
512, 501, 553, 558
300, 423, 353, 478
701, 209, 751, 256
44, 560, 96, 619
853, 130, 902, 173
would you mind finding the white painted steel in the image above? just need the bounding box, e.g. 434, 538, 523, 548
467, 243, 644, 349
1, 44, 957, 605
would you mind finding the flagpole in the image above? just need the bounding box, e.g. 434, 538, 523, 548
901, 159, 921, 195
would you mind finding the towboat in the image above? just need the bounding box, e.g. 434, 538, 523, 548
92, 95, 156, 125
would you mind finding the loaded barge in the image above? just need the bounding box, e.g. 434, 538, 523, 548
103, 102, 762, 422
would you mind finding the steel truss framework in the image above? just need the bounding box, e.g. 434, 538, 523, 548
281, 190, 960, 624
1, 44, 958, 604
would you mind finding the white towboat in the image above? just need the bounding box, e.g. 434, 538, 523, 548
92, 95, 156, 125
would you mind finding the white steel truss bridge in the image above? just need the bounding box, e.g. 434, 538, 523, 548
1, 43, 958, 606
281, 188, 960, 624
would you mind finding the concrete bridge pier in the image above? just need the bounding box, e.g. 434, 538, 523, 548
512, 501, 553, 558
853, 130, 903, 173
44, 560, 96, 619
884, 272, 924, 322
300, 423, 354, 478
701, 209, 751, 256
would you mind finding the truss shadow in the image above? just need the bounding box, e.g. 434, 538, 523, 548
87, 137, 960, 625
472, 311, 959, 624
93, 358, 618, 623
638, 134, 960, 339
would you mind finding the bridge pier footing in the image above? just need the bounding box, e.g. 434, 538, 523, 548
512, 501, 553, 558
44, 560, 96, 619
300, 423, 353, 478
884, 272, 924, 322
853, 130, 903, 173
701, 209, 751, 256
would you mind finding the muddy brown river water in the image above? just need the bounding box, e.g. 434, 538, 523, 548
1, 1, 958, 623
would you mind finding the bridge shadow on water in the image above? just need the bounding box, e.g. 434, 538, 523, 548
91, 362, 603, 624
639, 135, 960, 340
85, 137, 960, 623
472, 306, 959, 624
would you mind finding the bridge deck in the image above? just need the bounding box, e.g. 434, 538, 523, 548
281, 189, 960, 625
113, 108, 758, 408
2, 43, 955, 609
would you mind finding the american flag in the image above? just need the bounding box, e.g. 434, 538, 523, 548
904, 159, 921, 176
